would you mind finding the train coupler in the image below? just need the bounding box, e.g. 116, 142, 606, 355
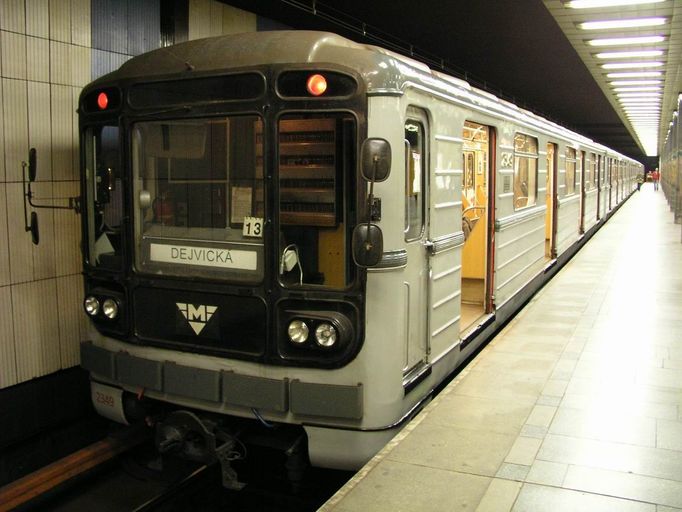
155, 410, 246, 490
215, 438, 246, 490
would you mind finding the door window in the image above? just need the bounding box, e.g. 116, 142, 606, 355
405, 119, 426, 241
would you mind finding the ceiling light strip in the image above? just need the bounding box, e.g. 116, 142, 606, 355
580, 17, 666, 30
588, 36, 665, 47
566, 0, 665, 8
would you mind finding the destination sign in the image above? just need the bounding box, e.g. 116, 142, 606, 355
150, 243, 257, 270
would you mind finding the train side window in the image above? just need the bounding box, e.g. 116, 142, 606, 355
513, 133, 538, 210
277, 113, 356, 289
84, 125, 123, 269
565, 147, 577, 196
404, 119, 425, 241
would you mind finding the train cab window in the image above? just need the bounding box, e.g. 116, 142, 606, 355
565, 147, 577, 196
513, 133, 538, 210
84, 125, 123, 269
405, 119, 425, 241
277, 113, 356, 289
132, 115, 265, 282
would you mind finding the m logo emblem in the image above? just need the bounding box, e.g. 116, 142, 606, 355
176, 303, 217, 335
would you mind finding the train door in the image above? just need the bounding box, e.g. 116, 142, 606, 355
403, 109, 429, 376
579, 151, 586, 233
545, 142, 557, 260
608, 159, 613, 210
461, 121, 492, 334
596, 154, 602, 220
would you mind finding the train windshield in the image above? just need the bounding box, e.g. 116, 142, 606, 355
132, 115, 265, 283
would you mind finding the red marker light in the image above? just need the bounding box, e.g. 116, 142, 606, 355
97, 92, 109, 110
306, 74, 327, 96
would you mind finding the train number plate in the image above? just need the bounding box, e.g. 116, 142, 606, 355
242, 217, 263, 238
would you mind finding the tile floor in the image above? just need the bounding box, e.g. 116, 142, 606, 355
321, 185, 682, 512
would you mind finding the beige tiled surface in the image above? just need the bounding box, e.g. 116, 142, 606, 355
321, 186, 682, 511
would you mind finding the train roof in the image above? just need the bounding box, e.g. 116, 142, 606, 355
92, 30, 639, 164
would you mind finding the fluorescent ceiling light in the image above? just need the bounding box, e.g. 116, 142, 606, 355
620, 98, 661, 103
613, 86, 662, 92
588, 36, 665, 47
596, 50, 663, 59
617, 92, 662, 98
610, 80, 662, 86
607, 71, 663, 78
566, 0, 665, 8
579, 17, 666, 30
602, 62, 664, 70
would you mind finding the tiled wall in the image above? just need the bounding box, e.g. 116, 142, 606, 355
0, 0, 258, 389
0, 0, 92, 388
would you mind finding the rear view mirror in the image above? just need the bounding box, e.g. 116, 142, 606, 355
29, 211, 39, 245
360, 138, 391, 182
28, 148, 37, 182
352, 223, 383, 267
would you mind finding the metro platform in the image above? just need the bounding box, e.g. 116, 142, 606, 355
321, 185, 682, 512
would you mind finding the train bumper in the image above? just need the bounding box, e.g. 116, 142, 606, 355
80, 341, 363, 421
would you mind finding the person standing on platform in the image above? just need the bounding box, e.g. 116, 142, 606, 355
652, 168, 660, 191
637, 174, 643, 191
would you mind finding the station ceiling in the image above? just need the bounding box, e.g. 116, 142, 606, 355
225, 0, 680, 168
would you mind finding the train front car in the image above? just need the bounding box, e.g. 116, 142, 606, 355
78, 31, 407, 482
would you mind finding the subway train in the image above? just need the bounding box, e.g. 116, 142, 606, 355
78, 30, 642, 486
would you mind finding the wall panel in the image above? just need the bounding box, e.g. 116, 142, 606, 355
0, 0, 25, 33
128, 0, 160, 55
57, 274, 83, 367
0, 285, 17, 388
188, 0, 212, 40
0, 185, 10, 286
49, 0, 72, 43
71, 0, 91, 46
50, 40, 72, 86
50, 84, 74, 181
2, 78, 28, 182
91, 0, 127, 53
26, 36, 49, 83
71, 45, 91, 87
30, 181, 57, 280
54, 181, 81, 276
26, 0, 50, 38
6, 182, 34, 284
1, 31, 27, 79
28, 80, 53, 180
13, 279, 61, 382
222, 4, 257, 34
0, 78, 4, 182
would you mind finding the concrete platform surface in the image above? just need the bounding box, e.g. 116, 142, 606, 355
320, 185, 682, 512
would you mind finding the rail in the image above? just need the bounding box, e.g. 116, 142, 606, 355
0, 425, 150, 511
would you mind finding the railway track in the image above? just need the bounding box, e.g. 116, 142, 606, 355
0, 424, 351, 512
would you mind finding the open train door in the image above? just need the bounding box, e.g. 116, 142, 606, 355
545, 143, 558, 261
460, 121, 495, 337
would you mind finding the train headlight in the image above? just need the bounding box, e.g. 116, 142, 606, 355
84, 296, 100, 316
315, 323, 337, 348
288, 320, 309, 344
102, 298, 119, 319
